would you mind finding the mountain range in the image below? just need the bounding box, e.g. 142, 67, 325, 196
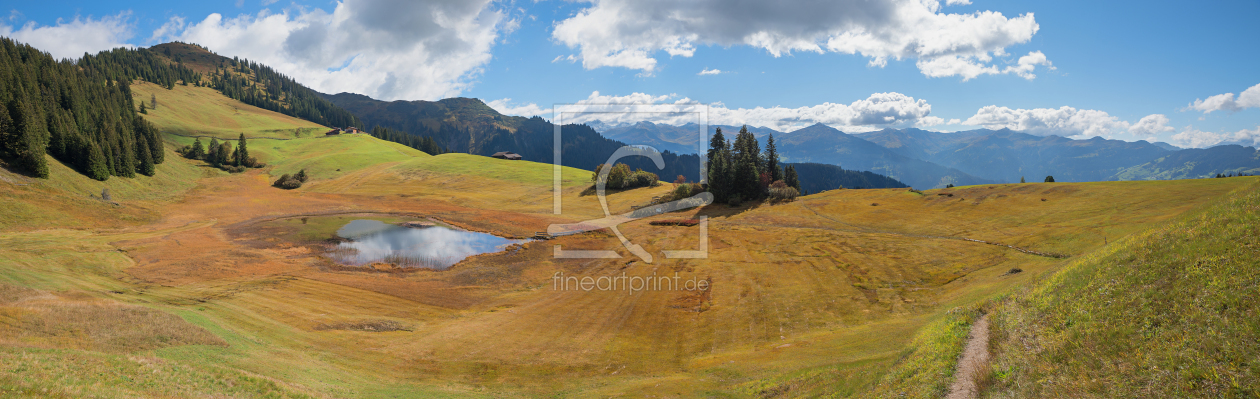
594, 120, 1260, 188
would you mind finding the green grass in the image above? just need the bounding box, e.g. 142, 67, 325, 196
0, 147, 204, 231
164, 133, 429, 182
131, 81, 327, 140
983, 179, 1260, 398
389, 153, 592, 187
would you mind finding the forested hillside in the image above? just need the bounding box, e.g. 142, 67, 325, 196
0, 38, 173, 180
150, 42, 361, 130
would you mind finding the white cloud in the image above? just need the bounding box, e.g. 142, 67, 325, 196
1129, 114, 1174, 137
166, 0, 512, 101
697, 68, 722, 75
945, 0, 972, 5
1186, 83, 1260, 115
486, 98, 551, 117
0, 13, 134, 60
551, 0, 1048, 80
963, 106, 1172, 140
1171, 126, 1260, 148
556, 91, 935, 132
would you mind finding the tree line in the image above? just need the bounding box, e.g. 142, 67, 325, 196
209, 57, 361, 130
369, 126, 447, 155
0, 38, 170, 180
176, 133, 262, 173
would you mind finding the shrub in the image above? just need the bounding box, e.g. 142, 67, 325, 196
627, 169, 660, 188
273, 173, 302, 189
768, 181, 799, 202
296, 169, 309, 183
727, 193, 742, 207
1044, 176, 1055, 183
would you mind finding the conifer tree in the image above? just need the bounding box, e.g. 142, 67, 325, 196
764, 133, 782, 182
784, 164, 800, 191
206, 138, 221, 166
731, 125, 762, 200
3, 97, 50, 178
189, 138, 206, 159
137, 140, 155, 176
708, 127, 726, 177
85, 141, 110, 181
235, 133, 249, 167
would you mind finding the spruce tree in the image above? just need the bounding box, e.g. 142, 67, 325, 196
707, 127, 726, 179
731, 125, 762, 200
764, 133, 782, 182
85, 141, 110, 181
190, 138, 206, 159
235, 133, 249, 167
216, 142, 232, 167
206, 138, 221, 166
784, 165, 800, 191
137, 140, 155, 176
4, 97, 50, 178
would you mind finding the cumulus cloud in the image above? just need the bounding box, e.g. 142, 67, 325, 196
1171, 126, 1260, 149
165, 0, 512, 101
963, 106, 1172, 140
551, 0, 1048, 80
697, 68, 722, 75
543, 91, 934, 132
1128, 114, 1174, 137
1186, 83, 1260, 115
0, 13, 134, 60
487, 98, 552, 117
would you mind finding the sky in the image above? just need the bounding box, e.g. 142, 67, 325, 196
2, 0, 1258, 148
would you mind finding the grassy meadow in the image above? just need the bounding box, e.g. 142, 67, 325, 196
130, 81, 328, 140
0, 86, 1255, 397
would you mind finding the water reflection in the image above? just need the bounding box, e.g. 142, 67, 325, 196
331, 220, 527, 270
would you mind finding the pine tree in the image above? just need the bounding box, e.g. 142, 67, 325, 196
206, 138, 221, 166
85, 141, 110, 181
707, 127, 726, 179
731, 125, 762, 200
139, 102, 146, 114
4, 97, 50, 178
235, 133, 249, 167
150, 93, 157, 109
216, 142, 232, 167
784, 164, 800, 191
1020, 176, 1026, 183
764, 133, 782, 182
137, 139, 155, 176
189, 138, 206, 159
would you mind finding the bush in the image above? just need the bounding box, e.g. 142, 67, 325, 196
627, 169, 661, 188
768, 181, 799, 202
225, 165, 247, 173
591, 163, 658, 190
727, 193, 742, 207
273, 173, 303, 189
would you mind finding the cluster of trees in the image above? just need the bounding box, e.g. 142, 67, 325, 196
369, 126, 447, 155
273, 169, 308, 189
0, 38, 171, 180
1215, 172, 1250, 178
1019, 176, 1056, 183
707, 126, 800, 205
209, 57, 361, 130
177, 133, 261, 172
590, 163, 661, 190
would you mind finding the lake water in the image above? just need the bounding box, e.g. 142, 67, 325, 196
331, 219, 527, 270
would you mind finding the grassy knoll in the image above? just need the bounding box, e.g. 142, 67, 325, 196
131, 81, 327, 140
0, 148, 203, 231
981, 179, 1260, 397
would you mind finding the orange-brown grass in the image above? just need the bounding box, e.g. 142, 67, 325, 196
0, 284, 224, 352
2, 118, 1256, 397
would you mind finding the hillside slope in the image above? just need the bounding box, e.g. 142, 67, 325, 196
985, 177, 1259, 397
1111, 144, 1260, 180
131, 81, 327, 140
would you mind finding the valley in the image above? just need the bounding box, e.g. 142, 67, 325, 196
0, 37, 1256, 398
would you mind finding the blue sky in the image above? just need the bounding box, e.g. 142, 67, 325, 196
3, 0, 1258, 147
